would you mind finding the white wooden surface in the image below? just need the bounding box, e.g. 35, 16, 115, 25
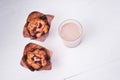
0, 0, 120, 80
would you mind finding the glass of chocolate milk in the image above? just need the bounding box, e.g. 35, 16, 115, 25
59, 19, 83, 48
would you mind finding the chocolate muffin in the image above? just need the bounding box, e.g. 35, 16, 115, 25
20, 43, 52, 71
23, 11, 54, 42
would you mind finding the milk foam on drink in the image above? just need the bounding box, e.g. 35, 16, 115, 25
59, 19, 83, 48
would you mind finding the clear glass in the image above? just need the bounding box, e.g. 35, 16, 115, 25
58, 19, 83, 48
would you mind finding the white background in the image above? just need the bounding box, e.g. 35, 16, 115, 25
0, 0, 120, 80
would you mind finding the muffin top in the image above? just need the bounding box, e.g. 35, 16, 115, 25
23, 11, 54, 41
21, 43, 51, 71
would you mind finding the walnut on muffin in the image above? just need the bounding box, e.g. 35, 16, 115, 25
20, 43, 52, 71
23, 11, 54, 42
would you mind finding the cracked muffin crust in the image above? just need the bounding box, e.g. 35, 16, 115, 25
23, 11, 54, 42
20, 43, 52, 71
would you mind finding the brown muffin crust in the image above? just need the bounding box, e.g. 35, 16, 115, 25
20, 43, 52, 71
23, 11, 54, 42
